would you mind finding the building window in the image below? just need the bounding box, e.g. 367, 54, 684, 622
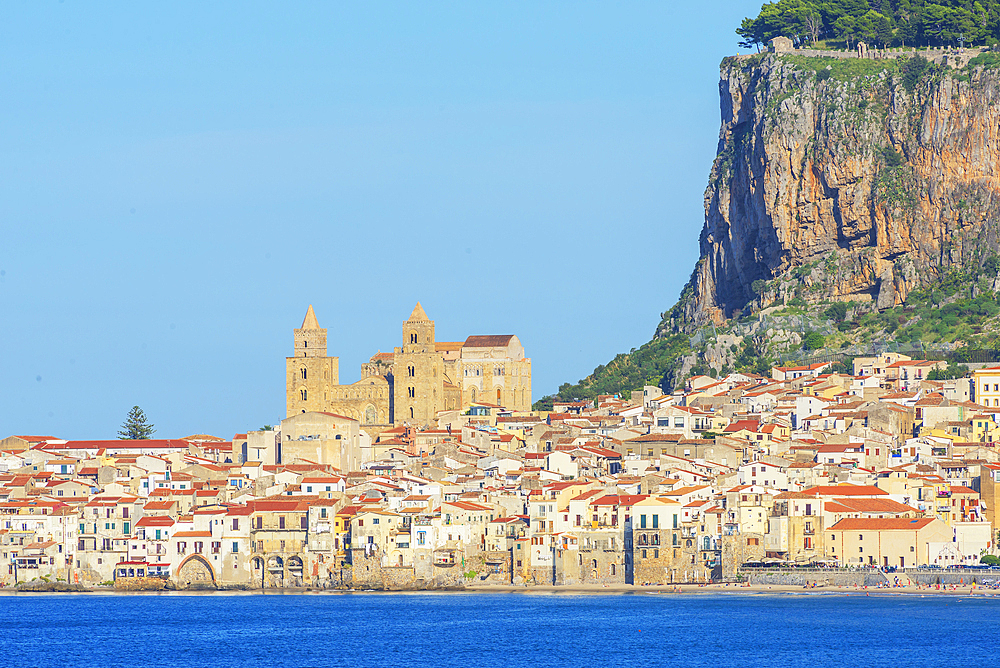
300, 368, 307, 380
408, 366, 415, 377
279, 516, 285, 529
410, 333, 417, 344
408, 387, 415, 398
211, 542, 221, 554
300, 389, 307, 401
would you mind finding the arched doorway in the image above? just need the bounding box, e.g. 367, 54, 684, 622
287, 556, 304, 586
267, 556, 284, 588
177, 555, 216, 589
251, 556, 265, 588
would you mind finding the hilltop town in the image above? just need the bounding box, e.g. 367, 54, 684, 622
3, 304, 1000, 590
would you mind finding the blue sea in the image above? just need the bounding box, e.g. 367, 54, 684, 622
2, 592, 998, 668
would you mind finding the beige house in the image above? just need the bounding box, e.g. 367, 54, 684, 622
825, 517, 952, 568
279, 411, 371, 472
973, 366, 1000, 407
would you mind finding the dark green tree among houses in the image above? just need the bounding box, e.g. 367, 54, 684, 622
738, 0, 1000, 51
118, 405, 155, 440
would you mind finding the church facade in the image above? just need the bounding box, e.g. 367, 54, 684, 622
285, 303, 531, 430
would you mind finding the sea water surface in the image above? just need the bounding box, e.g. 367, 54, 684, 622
2, 591, 998, 668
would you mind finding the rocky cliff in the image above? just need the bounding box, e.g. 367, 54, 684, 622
664, 52, 1000, 334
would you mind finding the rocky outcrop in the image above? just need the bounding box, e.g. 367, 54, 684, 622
667, 53, 1000, 332
15, 581, 89, 592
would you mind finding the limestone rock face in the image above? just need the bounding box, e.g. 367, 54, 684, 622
675, 54, 1000, 331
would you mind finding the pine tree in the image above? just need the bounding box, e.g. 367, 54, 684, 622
118, 406, 155, 440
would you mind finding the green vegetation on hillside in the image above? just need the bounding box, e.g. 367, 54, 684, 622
739, 1, 1000, 50
532, 334, 690, 410
537, 260, 1000, 411
779, 53, 901, 79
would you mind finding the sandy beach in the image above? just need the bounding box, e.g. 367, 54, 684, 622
465, 581, 1000, 597
2, 581, 998, 597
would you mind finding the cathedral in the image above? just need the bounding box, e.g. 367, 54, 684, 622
285, 303, 531, 432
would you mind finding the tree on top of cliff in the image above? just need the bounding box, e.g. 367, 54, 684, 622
739, 0, 1000, 50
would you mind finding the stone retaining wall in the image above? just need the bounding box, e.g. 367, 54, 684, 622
114, 577, 168, 591
904, 569, 1000, 585
739, 568, 887, 587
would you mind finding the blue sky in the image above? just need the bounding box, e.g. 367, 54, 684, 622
0, 1, 763, 439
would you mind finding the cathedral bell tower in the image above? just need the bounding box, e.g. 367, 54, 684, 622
402, 302, 435, 353
393, 302, 444, 425
294, 305, 326, 358
286, 305, 339, 417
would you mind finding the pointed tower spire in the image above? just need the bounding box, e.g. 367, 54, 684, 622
301, 304, 320, 329
408, 302, 429, 322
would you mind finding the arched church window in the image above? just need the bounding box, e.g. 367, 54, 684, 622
410, 332, 417, 344
300, 368, 307, 380
410, 407, 414, 419
300, 389, 307, 401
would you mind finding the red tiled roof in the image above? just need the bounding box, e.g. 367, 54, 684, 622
828, 518, 935, 531
463, 335, 515, 348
